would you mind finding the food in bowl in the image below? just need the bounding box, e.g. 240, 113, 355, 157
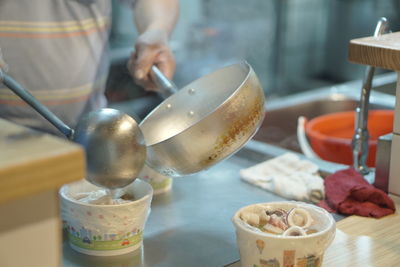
72, 188, 135, 205
239, 205, 319, 236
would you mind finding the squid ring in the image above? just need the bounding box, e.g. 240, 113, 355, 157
287, 208, 313, 228
282, 226, 307, 237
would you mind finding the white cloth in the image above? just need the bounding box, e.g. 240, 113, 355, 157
240, 153, 325, 203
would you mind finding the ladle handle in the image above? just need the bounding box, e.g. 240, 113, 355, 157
151, 65, 178, 98
0, 70, 74, 139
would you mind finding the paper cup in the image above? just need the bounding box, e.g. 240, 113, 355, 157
138, 164, 172, 195
60, 179, 153, 256
232, 201, 335, 267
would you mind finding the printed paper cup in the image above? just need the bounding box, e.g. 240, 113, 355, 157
60, 179, 153, 256
232, 201, 335, 267
138, 164, 172, 195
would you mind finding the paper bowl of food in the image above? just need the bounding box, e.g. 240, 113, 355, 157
232, 201, 335, 267
60, 179, 153, 256
138, 164, 173, 195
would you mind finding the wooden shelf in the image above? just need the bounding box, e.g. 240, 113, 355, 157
349, 31, 400, 70
0, 119, 85, 204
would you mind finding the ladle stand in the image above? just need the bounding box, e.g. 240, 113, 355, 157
349, 30, 400, 201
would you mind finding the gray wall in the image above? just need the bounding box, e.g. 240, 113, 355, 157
109, 0, 400, 99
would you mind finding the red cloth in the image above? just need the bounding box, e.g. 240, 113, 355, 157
318, 167, 396, 218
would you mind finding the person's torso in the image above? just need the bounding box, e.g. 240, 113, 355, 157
0, 0, 112, 134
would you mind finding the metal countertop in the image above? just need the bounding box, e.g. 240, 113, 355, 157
63, 141, 345, 267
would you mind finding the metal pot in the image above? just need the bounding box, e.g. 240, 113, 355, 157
139, 61, 265, 176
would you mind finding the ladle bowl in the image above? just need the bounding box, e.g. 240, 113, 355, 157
0, 70, 146, 189
74, 108, 146, 189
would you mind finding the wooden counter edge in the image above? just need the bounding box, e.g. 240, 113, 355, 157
348, 31, 400, 71
335, 200, 400, 237
0, 141, 85, 205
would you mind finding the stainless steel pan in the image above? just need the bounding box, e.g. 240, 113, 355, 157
140, 61, 265, 176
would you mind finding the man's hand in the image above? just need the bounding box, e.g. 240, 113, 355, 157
128, 0, 178, 91
127, 29, 176, 91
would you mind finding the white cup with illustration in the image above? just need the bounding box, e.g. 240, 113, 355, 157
232, 201, 336, 267
60, 179, 153, 256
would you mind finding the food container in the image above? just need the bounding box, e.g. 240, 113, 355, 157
138, 164, 172, 195
232, 201, 336, 267
305, 110, 393, 167
60, 179, 153, 256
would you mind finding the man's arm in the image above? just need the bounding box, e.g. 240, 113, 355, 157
133, 0, 179, 36
128, 0, 179, 91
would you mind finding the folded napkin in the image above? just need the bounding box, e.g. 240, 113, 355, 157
318, 168, 396, 218
240, 153, 325, 203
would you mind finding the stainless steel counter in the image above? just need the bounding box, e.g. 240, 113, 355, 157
63, 141, 345, 267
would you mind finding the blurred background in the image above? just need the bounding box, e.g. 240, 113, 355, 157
106, 0, 400, 118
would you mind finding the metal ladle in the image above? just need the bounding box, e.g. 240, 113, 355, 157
0, 69, 146, 189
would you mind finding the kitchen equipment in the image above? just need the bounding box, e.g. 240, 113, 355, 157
305, 110, 393, 167
347, 23, 400, 195
374, 133, 392, 192
139, 61, 265, 176
151, 65, 178, 98
0, 70, 146, 189
298, 18, 392, 184
351, 17, 389, 176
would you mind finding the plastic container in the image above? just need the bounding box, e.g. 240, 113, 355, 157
305, 110, 394, 167
232, 201, 336, 267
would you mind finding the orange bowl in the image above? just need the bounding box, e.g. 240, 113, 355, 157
305, 110, 394, 167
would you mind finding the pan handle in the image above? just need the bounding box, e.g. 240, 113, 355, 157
0, 69, 74, 139
151, 65, 178, 98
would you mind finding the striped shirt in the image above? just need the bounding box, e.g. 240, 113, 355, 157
0, 0, 115, 135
